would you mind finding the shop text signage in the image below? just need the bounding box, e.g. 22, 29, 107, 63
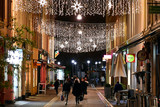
126, 54, 135, 63
149, 6, 160, 14
103, 55, 112, 60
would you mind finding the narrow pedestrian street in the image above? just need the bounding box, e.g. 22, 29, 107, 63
6, 87, 106, 107
1, 0, 160, 107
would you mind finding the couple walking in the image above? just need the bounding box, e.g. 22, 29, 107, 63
62, 78, 88, 105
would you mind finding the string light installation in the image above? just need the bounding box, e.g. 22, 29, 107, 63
33, 17, 126, 53
15, 0, 141, 16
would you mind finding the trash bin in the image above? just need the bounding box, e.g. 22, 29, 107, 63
128, 89, 134, 99
127, 98, 137, 107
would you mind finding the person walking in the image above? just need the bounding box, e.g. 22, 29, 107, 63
72, 80, 82, 105
100, 75, 105, 86
62, 79, 71, 105
114, 81, 123, 105
54, 79, 60, 95
81, 78, 88, 98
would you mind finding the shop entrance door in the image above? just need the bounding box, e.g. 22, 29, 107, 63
156, 55, 160, 105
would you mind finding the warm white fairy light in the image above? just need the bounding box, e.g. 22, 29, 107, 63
71, 1, 83, 13
60, 44, 65, 48
38, 0, 47, 7
77, 41, 81, 45
15, 0, 141, 16
78, 30, 82, 34
108, 1, 112, 9
93, 44, 97, 48
89, 39, 93, 42
77, 47, 82, 51
33, 18, 126, 53
65, 41, 68, 44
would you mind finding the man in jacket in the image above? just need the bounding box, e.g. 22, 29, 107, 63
62, 79, 71, 105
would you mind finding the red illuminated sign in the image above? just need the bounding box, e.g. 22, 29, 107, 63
126, 54, 135, 63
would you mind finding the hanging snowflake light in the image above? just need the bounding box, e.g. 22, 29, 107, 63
77, 41, 81, 45
60, 44, 65, 48
38, 0, 47, 7
77, 47, 82, 51
65, 41, 68, 44
71, 0, 83, 13
93, 44, 97, 48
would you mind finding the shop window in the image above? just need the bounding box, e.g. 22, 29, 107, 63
0, 0, 5, 21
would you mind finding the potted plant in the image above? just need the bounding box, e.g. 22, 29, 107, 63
50, 81, 54, 87
104, 83, 111, 98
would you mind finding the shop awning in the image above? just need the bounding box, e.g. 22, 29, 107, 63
110, 54, 116, 77
117, 25, 160, 52
113, 53, 127, 77
47, 63, 66, 69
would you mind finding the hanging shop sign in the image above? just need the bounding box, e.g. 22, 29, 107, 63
55, 50, 59, 58
149, 6, 160, 14
126, 54, 135, 63
137, 50, 147, 61
103, 55, 112, 60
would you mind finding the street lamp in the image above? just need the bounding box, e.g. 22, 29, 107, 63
57, 62, 61, 65
87, 60, 90, 71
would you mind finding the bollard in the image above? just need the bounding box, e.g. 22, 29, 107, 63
127, 98, 137, 107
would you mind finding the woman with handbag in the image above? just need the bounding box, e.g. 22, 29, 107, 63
62, 79, 71, 105
72, 80, 82, 105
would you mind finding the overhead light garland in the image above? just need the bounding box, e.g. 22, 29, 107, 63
33, 17, 125, 53
15, 0, 141, 16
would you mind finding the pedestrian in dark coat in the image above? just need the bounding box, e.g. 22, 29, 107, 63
62, 79, 71, 105
81, 78, 88, 98
114, 81, 123, 105
72, 80, 82, 105
54, 79, 59, 95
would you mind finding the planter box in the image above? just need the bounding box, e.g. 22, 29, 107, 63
104, 87, 111, 98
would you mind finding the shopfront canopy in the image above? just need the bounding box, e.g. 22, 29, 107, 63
113, 53, 127, 77
47, 63, 66, 69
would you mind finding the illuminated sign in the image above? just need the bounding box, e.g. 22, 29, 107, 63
57, 69, 64, 80
126, 54, 135, 63
55, 50, 59, 58
6, 49, 23, 65
104, 55, 112, 60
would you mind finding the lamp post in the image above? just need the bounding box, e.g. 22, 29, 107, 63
74, 62, 77, 75
87, 60, 90, 71
95, 61, 98, 71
